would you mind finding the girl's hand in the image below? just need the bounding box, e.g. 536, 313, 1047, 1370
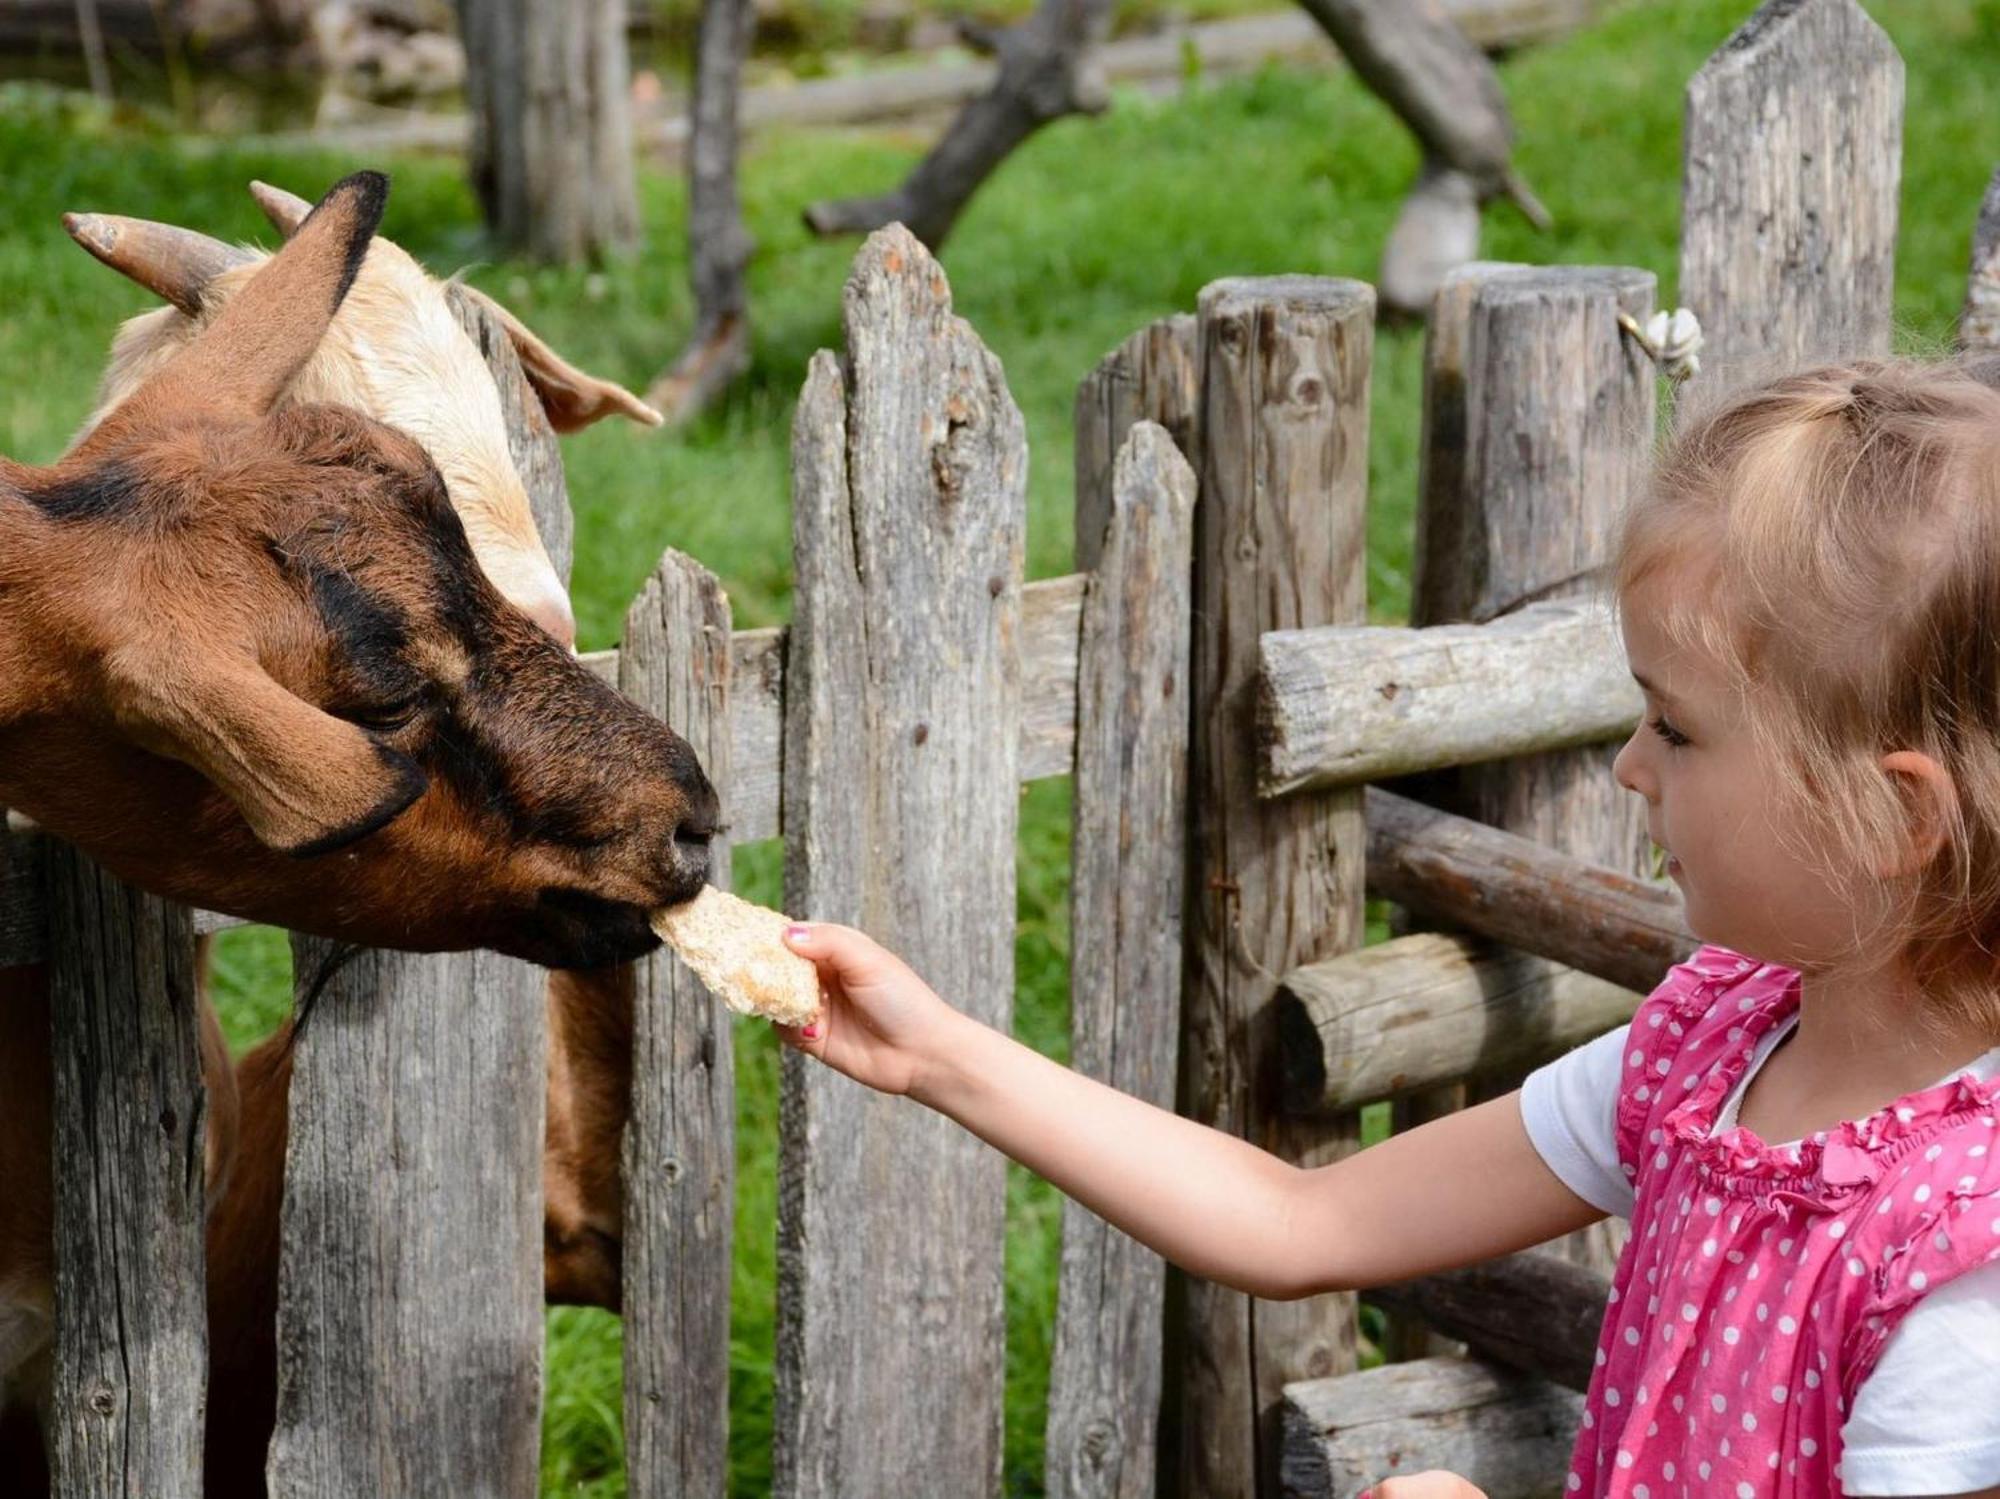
777, 923, 961, 1097
1362, 1473, 1489, 1499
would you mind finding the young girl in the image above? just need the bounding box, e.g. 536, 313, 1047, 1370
778, 358, 2000, 1499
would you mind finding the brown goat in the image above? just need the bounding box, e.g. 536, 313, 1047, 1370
1, 181, 693, 1488
0, 172, 718, 966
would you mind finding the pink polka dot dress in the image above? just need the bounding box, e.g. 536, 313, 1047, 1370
1567, 946, 2000, 1497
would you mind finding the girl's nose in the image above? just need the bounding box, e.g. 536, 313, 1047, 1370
1612, 729, 1652, 799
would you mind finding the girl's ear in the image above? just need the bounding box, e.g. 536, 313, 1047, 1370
1877, 750, 1957, 877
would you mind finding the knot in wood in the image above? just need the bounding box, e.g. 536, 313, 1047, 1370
1079, 1415, 1120, 1462
1290, 373, 1326, 407
88, 1384, 117, 1417
913, 723, 930, 747
661, 1157, 685, 1185
1216, 320, 1249, 357
987, 574, 1005, 598
159, 1103, 177, 1135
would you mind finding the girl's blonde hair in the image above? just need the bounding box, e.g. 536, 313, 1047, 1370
1618, 356, 2000, 1033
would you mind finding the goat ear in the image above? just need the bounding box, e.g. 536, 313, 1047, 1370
457, 284, 664, 432
70, 173, 389, 461
119, 651, 427, 857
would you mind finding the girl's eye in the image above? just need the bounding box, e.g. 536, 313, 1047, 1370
1649, 714, 1690, 749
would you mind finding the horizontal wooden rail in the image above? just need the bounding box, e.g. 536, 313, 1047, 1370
1274, 931, 1639, 1114
1257, 601, 1639, 798
1364, 787, 1695, 995
1365, 1252, 1608, 1396
1280, 1355, 1582, 1499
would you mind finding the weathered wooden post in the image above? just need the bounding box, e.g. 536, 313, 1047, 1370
1393, 263, 1657, 1318
1963, 167, 2000, 355
264, 293, 569, 1499
1044, 419, 1197, 1499
620, 551, 735, 1498
777, 226, 1027, 1498
45, 856, 206, 1499
1179, 276, 1373, 1499
1679, 0, 1903, 389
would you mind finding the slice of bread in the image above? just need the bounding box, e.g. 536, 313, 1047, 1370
650, 886, 821, 1026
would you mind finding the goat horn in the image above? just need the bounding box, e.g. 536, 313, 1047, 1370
62, 212, 254, 316
249, 180, 313, 238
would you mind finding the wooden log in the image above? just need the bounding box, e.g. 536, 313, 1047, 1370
1279, 1355, 1582, 1499
1364, 786, 1694, 996
1073, 316, 1199, 574
1274, 932, 1640, 1115
1962, 166, 2000, 355
45, 849, 205, 1499
1179, 276, 1373, 1499
775, 227, 1026, 1498
1365, 1252, 1608, 1395
1257, 601, 1639, 797
1044, 423, 1196, 1499
1679, 0, 1903, 390
620, 550, 734, 1497
264, 943, 547, 1498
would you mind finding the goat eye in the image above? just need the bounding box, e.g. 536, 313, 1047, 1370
341, 697, 424, 734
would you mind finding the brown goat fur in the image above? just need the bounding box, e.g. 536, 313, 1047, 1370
2, 172, 717, 964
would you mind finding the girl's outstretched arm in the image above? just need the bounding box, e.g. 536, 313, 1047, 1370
780, 923, 1603, 1299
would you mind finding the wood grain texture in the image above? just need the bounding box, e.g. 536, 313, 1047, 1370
1963, 166, 2000, 354
1179, 276, 1373, 1499
1044, 422, 1196, 1499
265, 942, 547, 1499
455, 0, 638, 261
1366, 1253, 1608, 1395
1365, 787, 1694, 996
1073, 316, 1199, 573
1403, 262, 1657, 1289
620, 551, 734, 1498
1275, 932, 1640, 1114
776, 227, 1026, 1498
1280, 1355, 1582, 1499
45, 847, 206, 1499
1257, 601, 1639, 797
1679, 0, 1903, 389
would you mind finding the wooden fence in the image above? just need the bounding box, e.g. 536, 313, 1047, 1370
7, 0, 1982, 1495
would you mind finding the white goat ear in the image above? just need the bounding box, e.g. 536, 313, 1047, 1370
458, 284, 665, 432
115, 649, 428, 858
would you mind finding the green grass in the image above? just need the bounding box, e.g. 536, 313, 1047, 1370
4, 0, 1997, 1492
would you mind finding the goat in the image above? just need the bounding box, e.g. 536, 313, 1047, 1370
0, 174, 718, 1479
0, 171, 718, 966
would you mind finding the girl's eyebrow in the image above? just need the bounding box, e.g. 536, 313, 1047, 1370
1631, 671, 1681, 710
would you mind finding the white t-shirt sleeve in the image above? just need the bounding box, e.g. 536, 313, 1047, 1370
1518, 1024, 1635, 1219
1840, 1260, 2000, 1495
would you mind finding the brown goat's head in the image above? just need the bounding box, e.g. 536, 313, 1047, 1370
0, 174, 714, 969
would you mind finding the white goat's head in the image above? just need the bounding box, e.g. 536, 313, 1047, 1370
68, 180, 662, 647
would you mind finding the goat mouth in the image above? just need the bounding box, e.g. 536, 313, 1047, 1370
517, 888, 662, 969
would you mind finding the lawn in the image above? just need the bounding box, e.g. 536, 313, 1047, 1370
2, 0, 1995, 1492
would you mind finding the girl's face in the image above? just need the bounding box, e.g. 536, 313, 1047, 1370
1613, 579, 1868, 971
